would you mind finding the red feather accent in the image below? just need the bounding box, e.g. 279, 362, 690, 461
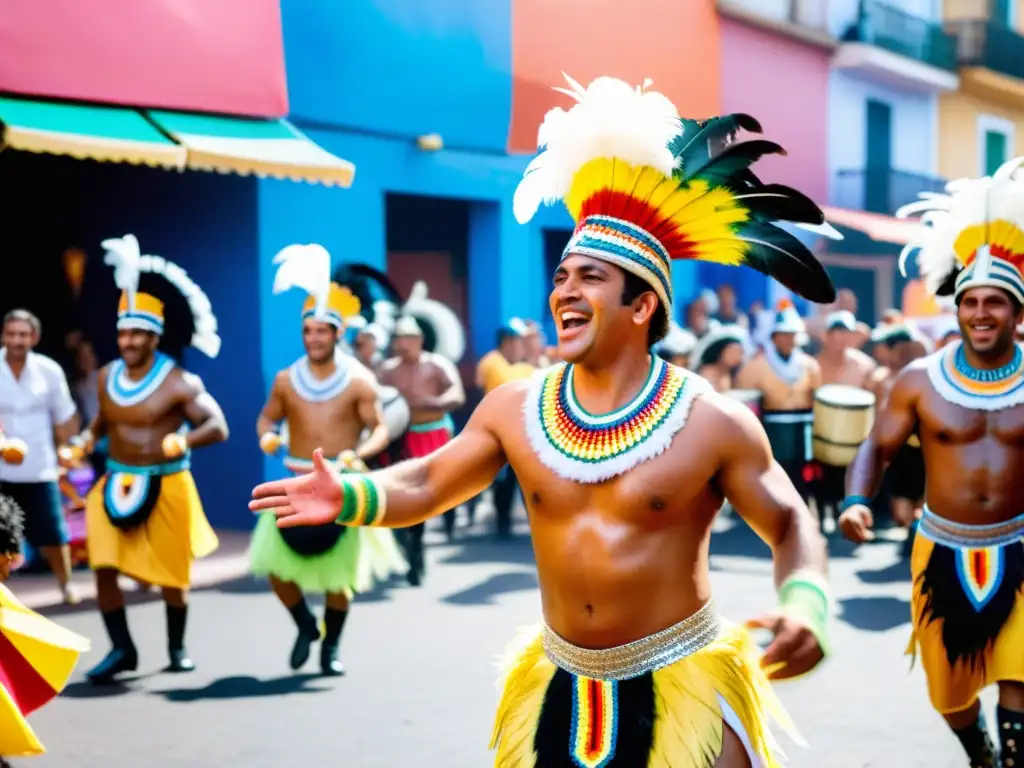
577, 191, 701, 261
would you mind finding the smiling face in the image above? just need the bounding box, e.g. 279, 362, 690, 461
957, 286, 1022, 358
117, 328, 159, 368
302, 318, 341, 364
549, 254, 658, 364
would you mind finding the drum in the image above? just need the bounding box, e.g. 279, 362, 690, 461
812, 384, 876, 467
762, 410, 814, 465
726, 389, 762, 420
378, 385, 411, 442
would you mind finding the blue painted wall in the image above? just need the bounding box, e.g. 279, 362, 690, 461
280, 0, 512, 151
71, 161, 263, 530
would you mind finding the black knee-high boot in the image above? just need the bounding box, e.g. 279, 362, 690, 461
288, 597, 320, 671
165, 604, 195, 673
997, 705, 1024, 767
320, 608, 348, 677
86, 608, 138, 684
952, 710, 997, 768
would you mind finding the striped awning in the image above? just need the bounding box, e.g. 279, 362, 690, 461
147, 110, 355, 187
0, 96, 185, 168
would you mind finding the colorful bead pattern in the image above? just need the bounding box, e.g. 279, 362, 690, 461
570, 676, 619, 768
956, 546, 1005, 612
940, 342, 1024, 400
537, 356, 686, 465
335, 474, 385, 527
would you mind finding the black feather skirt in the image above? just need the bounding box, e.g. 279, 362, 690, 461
909, 516, 1024, 714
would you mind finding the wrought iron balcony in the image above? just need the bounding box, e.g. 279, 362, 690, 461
946, 18, 1024, 82
833, 168, 947, 215
841, 0, 957, 71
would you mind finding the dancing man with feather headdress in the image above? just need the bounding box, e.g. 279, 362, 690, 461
251, 244, 405, 676
249, 75, 836, 767
78, 235, 228, 684
840, 158, 1024, 768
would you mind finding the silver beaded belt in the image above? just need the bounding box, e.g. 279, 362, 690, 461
920, 505, 1024, 548
542, 601, 722, 681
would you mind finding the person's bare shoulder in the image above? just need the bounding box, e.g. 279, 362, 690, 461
674, 388, 765, 462
272, 368, 291, 389
474, 376, 534, 435
848, 347, 877, 369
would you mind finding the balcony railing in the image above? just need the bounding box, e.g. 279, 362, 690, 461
717, 0, 830, 36
834, 168, 947, 214
842, 0, 957, 71
946, 19, 1024, 81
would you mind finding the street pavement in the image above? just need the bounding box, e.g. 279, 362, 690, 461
16, 513, 979, 767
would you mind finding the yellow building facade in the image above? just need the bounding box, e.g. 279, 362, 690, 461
939, 0, 1024, 179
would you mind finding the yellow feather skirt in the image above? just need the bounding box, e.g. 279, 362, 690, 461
489, 622, 799, 767
86, 469, 218, 590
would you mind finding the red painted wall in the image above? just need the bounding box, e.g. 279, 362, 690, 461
0, 0, 287, 117
719, 17, 829, 203
508, 0, 721, 153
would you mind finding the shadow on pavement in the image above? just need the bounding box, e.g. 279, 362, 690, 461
442, 571, 539, 606
151, 673, 331, 702
837, 595, 911, 632
856, 557, 912, 585
436, 533, 536, 568
62, 673, 159, 699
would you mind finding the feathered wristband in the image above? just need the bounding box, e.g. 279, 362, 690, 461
778, 569, 831, 657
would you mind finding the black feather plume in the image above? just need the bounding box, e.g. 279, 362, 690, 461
669, 113, 763, 175
683, 139, 786, 183
731, 183, 827, 225
724, 221, 836, 303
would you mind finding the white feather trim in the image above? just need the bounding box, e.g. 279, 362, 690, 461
512, 74, 681, 225
896, 157, 1024, 291
272, 243, 332, 318
521, 362, 710, 484
137, 253, 221, 358
102, 234, 143, 308
925, 341, 1024, 411
401, 280, 466, 363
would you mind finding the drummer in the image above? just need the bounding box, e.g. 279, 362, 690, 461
813, 310, 877, 517
690, 324, 747, 393
735, 300, 821, 502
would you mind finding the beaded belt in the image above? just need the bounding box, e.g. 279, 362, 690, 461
920, 506, 1024, 548
542, 601, 722, 681
106, 456, 190, 476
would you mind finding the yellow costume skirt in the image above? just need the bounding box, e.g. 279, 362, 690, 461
85, 459, 218, 590
0, 584, 89, 756
908, 507, 1024, 714
490, 603, 799, 768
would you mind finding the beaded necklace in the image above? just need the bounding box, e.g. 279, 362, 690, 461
106, 352, 175, 407
288, 354, 352, 403
523, 356, 708, 483
927, 340, 1024, 411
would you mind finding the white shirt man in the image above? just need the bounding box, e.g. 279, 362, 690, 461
0, 310, 79, 601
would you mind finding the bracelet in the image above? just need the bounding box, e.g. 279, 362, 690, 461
335, 474, 387, 527
839, 495, 872, 513
778, 570, 831, 657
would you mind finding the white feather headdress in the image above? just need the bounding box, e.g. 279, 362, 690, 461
897, 157, 1024, 301
101, 234, 221, 358
272, 243, 332, 318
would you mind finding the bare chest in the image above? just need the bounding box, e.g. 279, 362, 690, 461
384, 362, 441, 397
820, 358, 866, 388
282, 387, 358, 429
101, 382, 180, 426
919, 391, 1024, 445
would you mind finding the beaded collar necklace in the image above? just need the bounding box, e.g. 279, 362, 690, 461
926, 341, 1024, 411
289, 354, 352, 403
107, 352, 175, 407
523, 356, 708, 483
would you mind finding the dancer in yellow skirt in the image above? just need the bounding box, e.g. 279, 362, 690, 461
841, 158, 1024, 766
79, 234, 227, 684
0, 492, 89, 762
251, 75, 837, 766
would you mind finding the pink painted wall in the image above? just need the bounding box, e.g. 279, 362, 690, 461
719, 18, 829, 204
0, 0, 287, 117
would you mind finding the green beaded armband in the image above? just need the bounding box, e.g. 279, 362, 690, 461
778, 570, 832, 657
335, 474, 387, 527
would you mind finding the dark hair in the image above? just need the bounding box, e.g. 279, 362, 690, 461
3, 309, 41, 336
621, 270, 666, 348
0, 494, 25, 555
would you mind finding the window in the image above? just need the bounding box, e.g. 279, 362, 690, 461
991, 0, 1015, 27
977, 115, 1015, 176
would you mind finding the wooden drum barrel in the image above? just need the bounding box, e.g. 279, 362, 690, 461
812, 384, 876, 467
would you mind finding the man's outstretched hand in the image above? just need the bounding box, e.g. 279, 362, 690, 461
249, 448, 343, 528
746, 613, 825, 681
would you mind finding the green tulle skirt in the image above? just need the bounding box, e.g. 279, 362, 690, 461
248, 513, 407, 597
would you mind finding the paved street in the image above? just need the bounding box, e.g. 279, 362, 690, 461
17, 514, 977, 767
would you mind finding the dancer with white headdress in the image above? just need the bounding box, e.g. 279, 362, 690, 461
79, 235, 228, 684
841, 158, 1024, 767
251, 244, 405, 676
